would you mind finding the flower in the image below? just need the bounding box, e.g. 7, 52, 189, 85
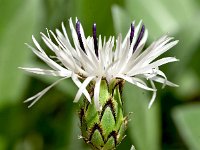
21, 18, 178, 110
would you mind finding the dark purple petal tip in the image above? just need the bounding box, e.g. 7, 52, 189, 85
130, 23, 134, 44
76, 20, 80, 35
133, 24, 145, 53
93, 23, 98, 57
76, 20, 85, 52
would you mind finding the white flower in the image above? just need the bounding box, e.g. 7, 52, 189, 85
20, 18, 179, 110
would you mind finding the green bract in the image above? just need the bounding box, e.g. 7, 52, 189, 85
79, 79, 128, 150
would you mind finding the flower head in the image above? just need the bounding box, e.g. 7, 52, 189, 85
21, 18, 178, 110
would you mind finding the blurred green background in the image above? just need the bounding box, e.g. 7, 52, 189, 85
0, 0, 200, 149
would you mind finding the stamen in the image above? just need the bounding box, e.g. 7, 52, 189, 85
93, 23, 98, 57
76, 20, 86, 53
133, 24, 145, 53
130, 23, 134, 44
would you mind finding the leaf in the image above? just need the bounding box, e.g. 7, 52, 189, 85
0, 0, 41, 106
161, 0, 199, 23
0, 0, 24, 34
124, 0, 177, 39
172, 104, 200, 150
124, 83, 160, 150
113, 0, 199, 39
0, 136, 6, 150
72, 0, 123, 36
165, 16, 200, 100
112, 5, 132, 37
175, 70, 200, 100
42, 0, 75, 28
169, 17, 200, 77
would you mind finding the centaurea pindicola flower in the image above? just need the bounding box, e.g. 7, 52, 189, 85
21, 18, 178, 150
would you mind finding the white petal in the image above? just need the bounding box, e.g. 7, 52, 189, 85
26, 44, 66, 72
136, 38, 177, 66
19, 67, 71, 77
143, 40, 179, 64
50, 30, 66, 50
77, 48, 97, 73
138, 35, 169, 59
131, 29, 148, 59
40, 32, 58, 53
128, 57, 179, 76
69, 18, 82, 54
58, 24, 78, 56
125, 36, 176, 72
148, 80, 157, 109
127, 20, 143, 48
24, 77, 67, 108
149, 57, 179, 68
122, 20, 143, 48
61, 22, 73, 48
151, 76, 179, 87
114, 37, 130, 74
32, 35, 45, 53
105, 58, 120, 74
72, 75, 95, 103
82, 39, 99, 69
56, 49, 77, 70
68, 20, 98, 71
114, 34, 122, 61
116, 74, 156, 91
122, 23, 132, 47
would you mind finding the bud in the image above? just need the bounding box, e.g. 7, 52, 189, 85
78, 79, 128, 149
